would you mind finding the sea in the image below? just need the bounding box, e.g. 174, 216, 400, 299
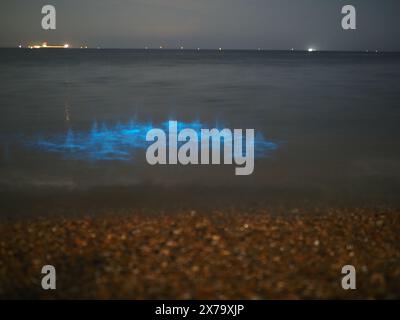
1, 49, 400, 206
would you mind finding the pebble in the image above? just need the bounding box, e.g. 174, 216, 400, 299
0, 208, 399, 299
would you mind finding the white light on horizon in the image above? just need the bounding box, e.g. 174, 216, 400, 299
308, 48, 315, 52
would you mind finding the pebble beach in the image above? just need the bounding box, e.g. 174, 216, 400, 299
1, 204, 399, 299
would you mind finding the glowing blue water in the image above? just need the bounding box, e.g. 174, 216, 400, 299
28, 120, 279, 161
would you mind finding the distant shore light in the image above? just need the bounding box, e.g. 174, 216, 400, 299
308, 48, 315, 52
64, 44, 69, 48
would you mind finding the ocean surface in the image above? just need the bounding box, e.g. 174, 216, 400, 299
1, 49, 400, 204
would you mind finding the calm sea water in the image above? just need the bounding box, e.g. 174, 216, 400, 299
1, 49, 400, 202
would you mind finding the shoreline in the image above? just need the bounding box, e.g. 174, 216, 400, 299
1, 185, 400, 219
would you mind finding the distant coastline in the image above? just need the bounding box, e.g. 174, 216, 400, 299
1, 47, 400, 53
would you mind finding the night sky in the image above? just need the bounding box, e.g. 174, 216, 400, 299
1, 0, 400, 50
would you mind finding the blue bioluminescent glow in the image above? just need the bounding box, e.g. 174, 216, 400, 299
27, 120, 279, 161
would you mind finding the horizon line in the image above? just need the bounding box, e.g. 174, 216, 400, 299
1, 46, 399, 53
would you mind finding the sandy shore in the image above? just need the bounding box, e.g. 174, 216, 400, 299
1, 206, 399, 299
